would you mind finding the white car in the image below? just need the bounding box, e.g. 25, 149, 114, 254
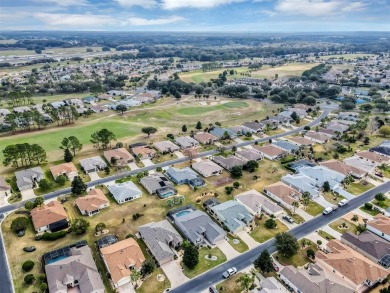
223, 267, 237, 278
322, 207, 333, 215
338, 199, 348, 207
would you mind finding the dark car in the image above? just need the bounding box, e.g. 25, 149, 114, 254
23, 246, 36, 252
209, 286, 218, 293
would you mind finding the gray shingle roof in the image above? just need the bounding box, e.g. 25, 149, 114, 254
107, 181, 142, 202
15, 167, 44, 189
139, 172, 174, 194
211, 200, 253, 232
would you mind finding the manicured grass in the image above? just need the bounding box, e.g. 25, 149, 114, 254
289, 213, 305, 224
304, 201, 324, 216
223, 101, 249, 109
176, 105, 223, 115
226, 234, 249, 253
136, 268, 171, 293
322, 191, 345, 204
359, 206, 380, 216
216, 273, 244, 293
329, 219, 358, 235
317, 230, 335, 240
250, 216, 288, 243
275, 239, 318, 267
373, 197, 390, 209
182, 247, 227, 278
346, 181, 375, 195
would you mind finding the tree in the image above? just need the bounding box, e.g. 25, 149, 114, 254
141, 260, 155, 276
379, 125, 390, 137
24, 274, 35, 285
141, 127, 157, 137
90, 129, 116, 149
183, 244, 199, 269
230, 166, 243, 179
3, 143, 47, 167
196, 121, 202, 130
306, 248, 315, 259
233, 181, 240, 188
40, 283, 48, 292
265, 218, 277, 229
301, 192, 311, 209
130, 270, 141, 286
174, 92, 181, 99
357, 224, 367, 234
71, 176, 87, 196
56, 175, 66, 186
235, 273, 255, 293
64, 148, 73, 162
22, 260, 35, 272
95, 222, 106, 233
182, 125, 187, 133
116, 104, 127, 114
254, 250, 274, 273
71, 218, 90, 235
292, 201, 299, 214
68, 136, 82, 156
375, 192, 386, 202
24, 201, 34, 210
290, 111, 298, 121
34, 196, 44, 207
243, 160, 258, 172
11, 217, 29, 234
323, 181, 330, 192
275, 232, 299, 258
38, 179, 51, 192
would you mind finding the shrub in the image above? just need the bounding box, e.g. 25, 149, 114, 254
41, 230, 67, 241
364, 203, 373, 210
22, 260, 35, 272
304, 126, 310, 130
40, 282, 48, 292
265, 218, 277, 229
11, 217, 29, 234
24, 274, 35, 285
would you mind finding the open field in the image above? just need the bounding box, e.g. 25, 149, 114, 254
0, 97, 279, 175
0, 46, 103, 56
179, 63, 318, 83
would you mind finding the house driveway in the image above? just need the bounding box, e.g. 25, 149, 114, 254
21, 189, 36, 201
117, 282, 135, 293
174, 151, 185, 159
141, 159, 155, 167
216, 239, 240, 260
313, 195, 332, 208
334, 187, 355, 200
234, 138, 244, 144
88, 172, 100, 181
294, 208, 313, 222
161, 260, 189, 288
128, 162, 139, 171
236, 231, 259, 249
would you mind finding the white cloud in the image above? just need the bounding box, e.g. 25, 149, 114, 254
161, 0, 244, 9
33, 13, 115, 27
126, 16, 185, 25
114, 0, 158, 8
274, 0, 367, 17
32, 0, 89, 6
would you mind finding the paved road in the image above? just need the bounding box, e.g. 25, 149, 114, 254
0, 108, 330, 293
171, 181, 390, 293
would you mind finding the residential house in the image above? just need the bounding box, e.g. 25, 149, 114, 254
15, 167, 44, 191
279, 264, 355, 293
82, 96, 98, 104
326, 121, 350, 133
138, 220, 183, 265
131, 145, 156, 159
252, 145, 286, 160
89, 105, 108, 113
267, 115, 291, 125
343, 156, 376, 174
101, 238, 146, 288
168, 206, 226, 247
107, 181, 142, 204
75, 188, 109, 216
257, 277, 289, 293
235, 149, 263, 161
0, 176, 11, 199
139, 172, 176, 198
304, 131, 329, 144
31, 201, 69, 233
50, 162, 79, 181
272, 140, 300, 153
210, 200, 254, 234
0, 108, 11, 116
175, 136, 199, 149
194, 132, 218, 145
317, 128, 336, 138
50, 101, 66, 108
191, 159, 223, 177
153, 140, 180, 154
228, 125, 253, 136
315, 240, 389, 291
366, 215, 390, 241
355, 151, 390, 165
281, 174, 320, 198
209, 127, 237, 139
13, 106, 30, 113
370, 141, 390, 158
320, 159, 365, 178
242, 121, 265, 133
235, 189, 283, 216
103, 148, 134, 166
79, 156, 107, 173
45, 242, 105, 293
341, 231, 390, 264
166, 167, 205, 188
298, 166, 345, 191
287, 136, 314, 147
212, 155, 247, 170
263, 182, 301, 211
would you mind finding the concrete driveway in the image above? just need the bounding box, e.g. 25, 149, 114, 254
21, 189, 36, 201
88, 172, 100, 181
117, 282, 135, 293
216, 239, 240, 260
236, 231, 259, 249
128, 162, 139, 171
161, 260, 189, 288
141, 159, 155, 167
174, 151, 185, 158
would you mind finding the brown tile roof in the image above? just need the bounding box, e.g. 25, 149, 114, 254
194, 132, 218, 144
253, 144, 285, 157
305, 131, 329, 142
75, 189, 109, 213
287, 136, 313, 146
263, 182, 301, 205
316, 240, 388, 286
31, 201, 68, 230
131, 145, 156, 157
367, 215, 390, 236
49, 162, 78, 178
101, 238, 145, 284
103, 148, 134, 165
355, 151, 390, 164
320, 159, 365, 176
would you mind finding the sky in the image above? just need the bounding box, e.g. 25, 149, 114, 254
0, 0, 389, 32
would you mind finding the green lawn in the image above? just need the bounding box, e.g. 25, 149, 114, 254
346, 181, 375, 195
317, 230, 335, 240
304, 201, 324, 216
329, 219, 358, 235
136, 268, 171, 293
182, 247, 227, 278
322, 191, 345, 204
216, 273, 244, 293
275, 239, 318, 267
289, 212, 305, 224
250, 217, 288, 243
226, 234, 249, 253
223, 101, 249, 109
359, 206, 380, 216
176, 105, 224, 115
373, 198, 390, 209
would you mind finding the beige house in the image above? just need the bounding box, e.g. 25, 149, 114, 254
263, 182, 301, 210
50, 162, 79, 181
75, 189, 109, 216
103, 148, 134, 166
131, 145, 156, 159
31, 201, 69, 233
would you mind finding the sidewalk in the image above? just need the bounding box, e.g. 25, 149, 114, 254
320, 224, 342, 239
294, 208, 313, 221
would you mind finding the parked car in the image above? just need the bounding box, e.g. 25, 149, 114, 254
223, 267, 237, 278
282, 215, 294, 224
323, 207, 333, 215
272, 261, 279, 272
209, 286, 218, 293
338, 199, 348, 207
332, 205, 338, 211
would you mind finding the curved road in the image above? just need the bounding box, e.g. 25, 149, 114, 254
0, 107, 332, 293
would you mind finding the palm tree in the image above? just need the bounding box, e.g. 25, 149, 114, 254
235, 272, 255, 292
130, 270, 141, 287
301, 192, 311, 210
292, 201, 299, 214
